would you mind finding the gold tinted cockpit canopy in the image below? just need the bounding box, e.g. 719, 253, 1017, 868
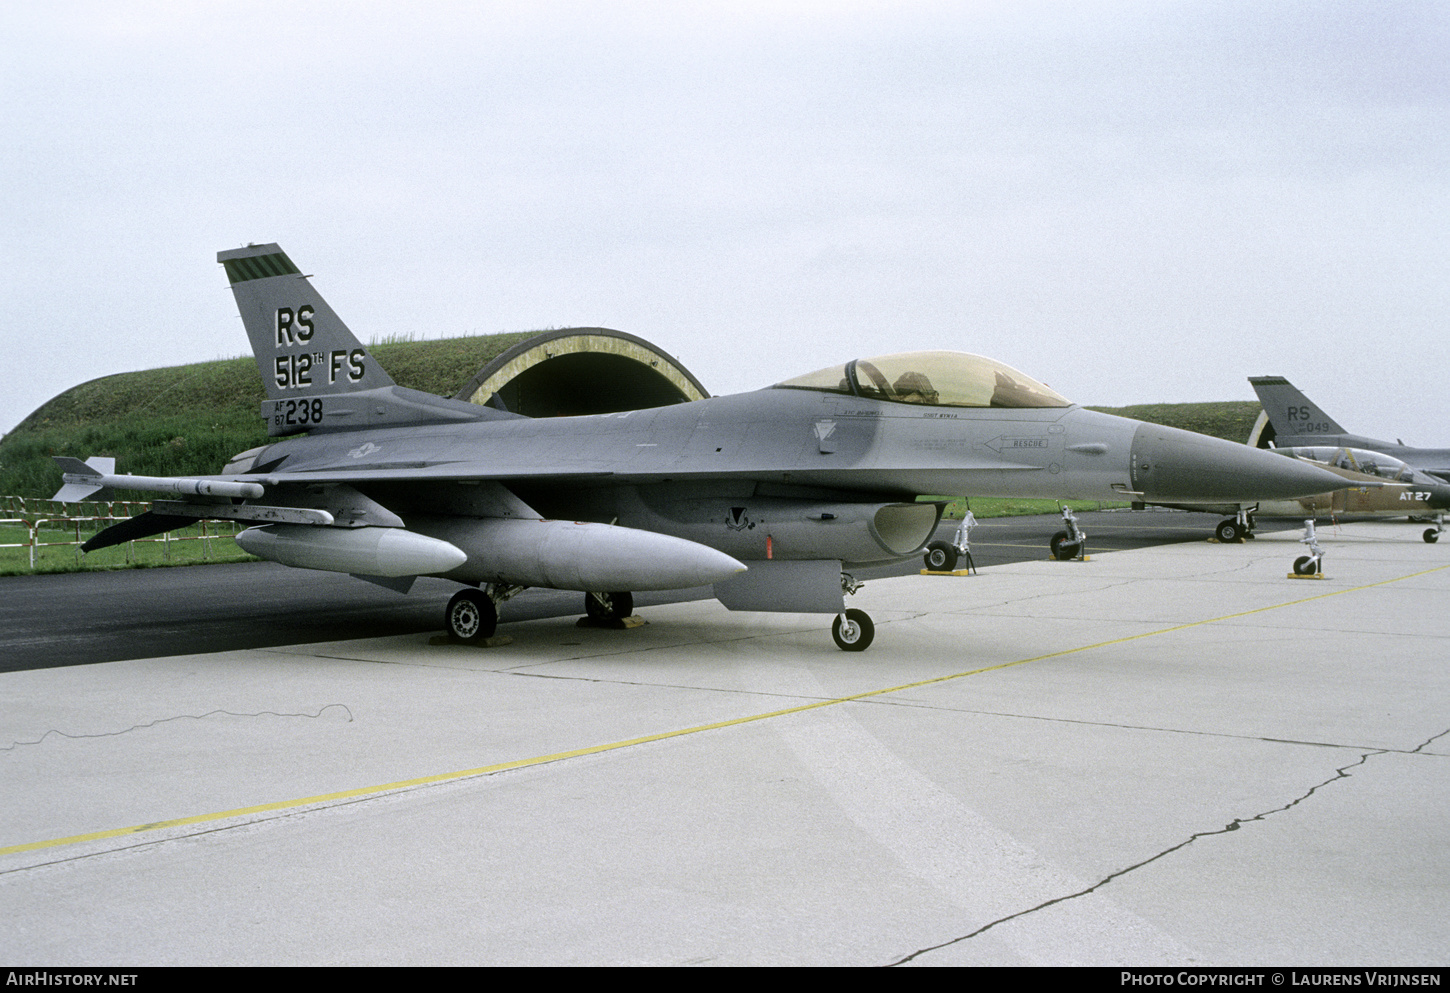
774, 350, 1071, 409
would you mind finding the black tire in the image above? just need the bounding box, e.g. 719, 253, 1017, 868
1425, 529, 1440, 544
446, 589, 498, 642
586, 591, 634, 621
923, 541, 958, 571
1051, 531, 1082, 560
1293, 556, 1319, 576
832, 608, 875, 652
1216, 519, 1241, 542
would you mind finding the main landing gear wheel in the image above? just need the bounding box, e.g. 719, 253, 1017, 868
585, 590, 634, 622
832, 608, 875, 652
1425, 529, 1440, 544
1293, 556, 1320, 576
923, 541, 958, 571
1050, 531, 1082, 561
446, 588, 498, 642
1216, 519, 1242, 542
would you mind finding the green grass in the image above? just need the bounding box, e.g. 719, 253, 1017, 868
0, 332, 541, 498
0, 519, 256, 576
1085, 401, 1262, 445
925, 496, 1128, 519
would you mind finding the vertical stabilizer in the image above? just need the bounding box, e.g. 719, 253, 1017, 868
218, 243, 395, 401
1248, 376, 1346, 440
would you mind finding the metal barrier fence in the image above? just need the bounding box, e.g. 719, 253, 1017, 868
0, 497, 243, 570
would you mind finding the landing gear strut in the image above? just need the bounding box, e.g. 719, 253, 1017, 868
1425, 515, 1444, 544
923, 508, 977, 573
1050, 506, 1087, 561
1292, 520, 1324, 576
831, 572, 874, 651
1216, 507, 1258, 543
585, 590, 634, 622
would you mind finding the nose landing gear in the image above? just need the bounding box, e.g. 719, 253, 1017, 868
1290, 520, 1325, 577
832, 608, 875, 652
922, 508, 977, 574
1050, 506, 1087, 561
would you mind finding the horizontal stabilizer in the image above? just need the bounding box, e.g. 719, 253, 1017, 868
82, 513, 201, 553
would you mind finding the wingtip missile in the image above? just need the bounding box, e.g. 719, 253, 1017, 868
51, 456, 265, 502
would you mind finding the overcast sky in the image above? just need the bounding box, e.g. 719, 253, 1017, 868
3, 1, 1447, 445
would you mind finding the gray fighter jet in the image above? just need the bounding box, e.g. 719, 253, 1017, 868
1250, 376, 1450, 482
1133, 444, 1450, 544
51, 244, 1350, 651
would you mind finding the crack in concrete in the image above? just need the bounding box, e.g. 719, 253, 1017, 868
885, 746, 1397, 966
1, 704, 354, 752
1409, 727, 1450, 754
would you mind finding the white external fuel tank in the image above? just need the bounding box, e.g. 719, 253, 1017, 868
410, 516, 749, 591
235, 525, 467, 578
238, 518, 747, 592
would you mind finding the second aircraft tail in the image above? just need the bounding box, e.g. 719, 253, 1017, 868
1248, 376, 1346, 441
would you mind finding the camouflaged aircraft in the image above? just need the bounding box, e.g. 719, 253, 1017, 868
51, 244, 1352, 651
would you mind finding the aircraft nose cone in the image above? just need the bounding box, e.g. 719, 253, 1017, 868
1129, 423, 1350, 502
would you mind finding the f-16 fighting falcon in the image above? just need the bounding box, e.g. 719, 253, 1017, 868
52, 244, 1351, 651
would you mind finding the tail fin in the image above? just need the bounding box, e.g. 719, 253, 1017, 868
1248, 376, 1346, 441
219, 243, 503, 436
218, 243, 395, 400
51, 456, 115, 502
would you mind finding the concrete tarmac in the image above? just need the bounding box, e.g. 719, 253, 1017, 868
1, 522, 1446, 965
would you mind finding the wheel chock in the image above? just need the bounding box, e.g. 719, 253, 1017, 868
920, 568, 975, 576
1285, 572, 1327, 580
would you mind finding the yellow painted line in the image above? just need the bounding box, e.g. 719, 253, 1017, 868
6, 562, 1447, 860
